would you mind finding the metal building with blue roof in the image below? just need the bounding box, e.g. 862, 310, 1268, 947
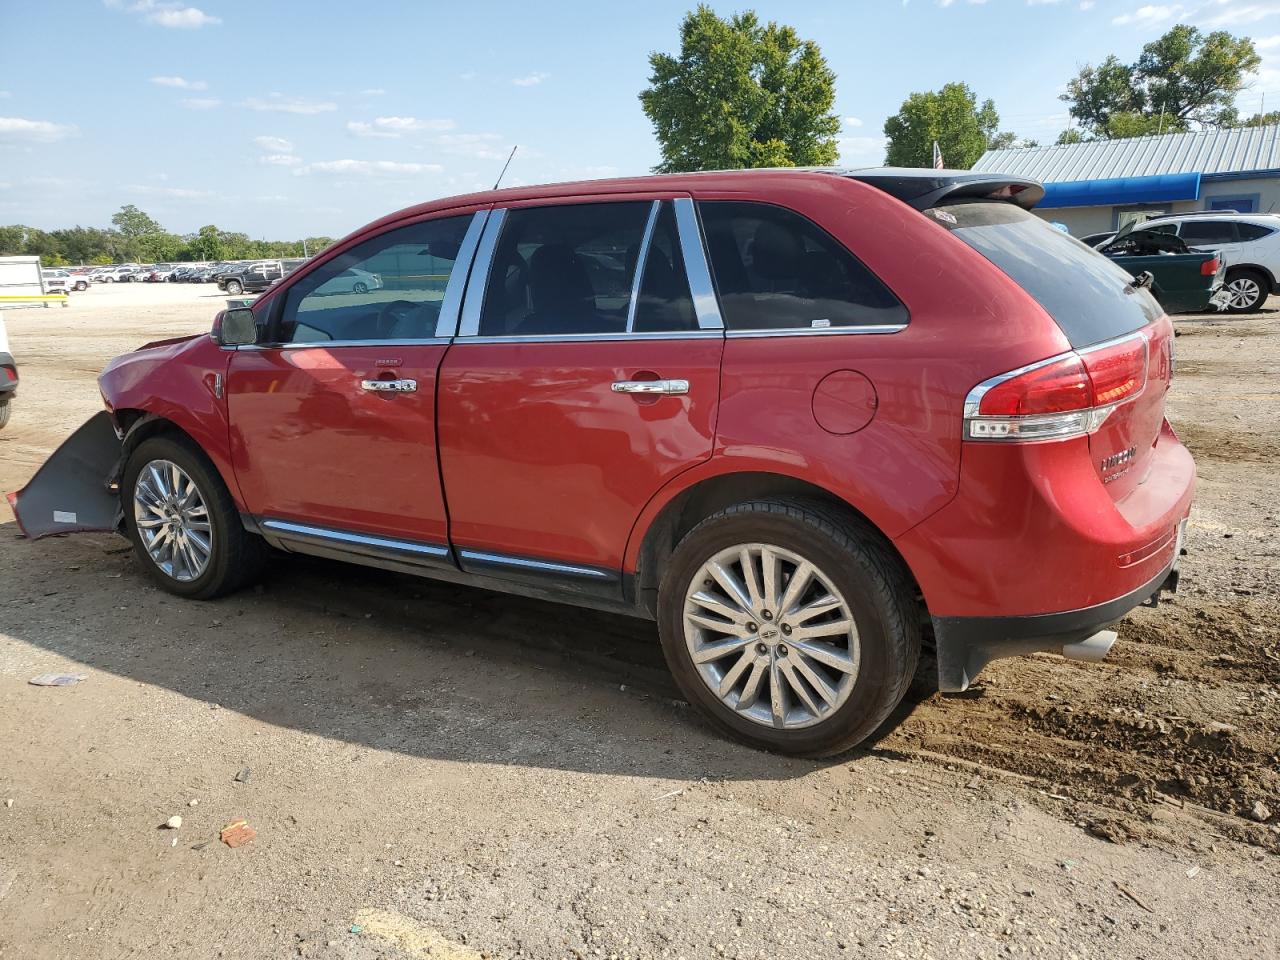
972, 126, 1280, 236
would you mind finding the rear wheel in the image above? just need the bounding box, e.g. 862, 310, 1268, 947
657, 498, 920, 757
353, 281, 369, 294
1223, 268, 1268, 313
0, 399, 10, 429
122, 435, 266, 599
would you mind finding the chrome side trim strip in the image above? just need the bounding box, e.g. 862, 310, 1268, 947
457, 208, 507, 338
458, 548, 614, 580
672, 198, 724, 330
447, 330, 722, 345
726, 324, 907, 339
625, 201, 662, 333
238, 338, 452, 351
261, 519, 451, 558
434, 209, 491, 339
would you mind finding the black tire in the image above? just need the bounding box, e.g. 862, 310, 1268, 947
353, 281, 369, 294
0, 399, 10, 430
122, 434, 267, 600
657, 498, 920, 757
225, 280, 243, 295
1223, 268, 1268, 313
75, 281, 88, 291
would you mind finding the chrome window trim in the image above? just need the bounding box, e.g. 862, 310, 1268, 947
962, 330, 1150, 421
457, 208, 508, 338
261, 519, 451, 557
448, 330, 722, 345
433, 209, 491, 339
233, 337, 454, 351
672, 198, 724, 330
625, 201, 662, 333
458, 548, 613, 580
726, 324, 907, 339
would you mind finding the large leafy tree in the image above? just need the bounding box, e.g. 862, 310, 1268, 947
883, 82, 1010, 169
1062, 24, 1259, 138
110, 204, 165, 238
640, 5, 840, 172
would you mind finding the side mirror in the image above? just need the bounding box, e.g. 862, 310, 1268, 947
216, 308, 259, 346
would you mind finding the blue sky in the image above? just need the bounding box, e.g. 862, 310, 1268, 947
4, 0, 1280, 239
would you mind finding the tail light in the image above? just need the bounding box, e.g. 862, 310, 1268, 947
965, 333, 1148, 442
1201, 257, 1220, 276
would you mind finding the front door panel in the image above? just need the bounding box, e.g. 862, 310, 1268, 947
437, 337, 723, 571
228, 344, 449, 543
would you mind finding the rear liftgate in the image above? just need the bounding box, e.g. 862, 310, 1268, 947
6, 412, 123, 539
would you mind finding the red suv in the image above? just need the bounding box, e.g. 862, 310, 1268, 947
10, 169, 1194, 756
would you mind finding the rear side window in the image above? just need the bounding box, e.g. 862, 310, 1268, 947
1178, 220, 1238, 244
479, 202, 651, 337
1236, 222, 1275, 241
929, 202, 1159, 348
698, 201, 907, 331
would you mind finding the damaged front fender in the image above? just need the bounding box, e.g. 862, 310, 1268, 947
6, 411, 123, 539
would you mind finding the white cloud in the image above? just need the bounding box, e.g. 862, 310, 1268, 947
180, 97, 221, 110
126, 184, 212, 199
843, 116, 864, 129
1111, 4, 1185, 26
512, 72, 549, 87
149, 75, 207, 90
301, 159, 444, 177
1204, 2, 1280, 27
347, 116, 457, 138
107, 1, 221, 29
254, 135, 293, 152
837, 135, 888, 167
1079, 0, 1096, 8
361, 88, 386, 96
0, 116, 77, 142
1256, 34, 1280, 49
432, 132, 507, 160
0, 92, 10, 99
260, 154, 302, 167
244, 94, 338, 115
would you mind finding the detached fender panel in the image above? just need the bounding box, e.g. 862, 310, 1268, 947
6, 412, 122, 539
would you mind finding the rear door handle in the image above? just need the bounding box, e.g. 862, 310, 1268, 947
611, 379, 689, 396
360, 378, 418, 393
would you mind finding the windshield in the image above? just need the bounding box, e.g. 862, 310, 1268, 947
926, 202, 1160, 348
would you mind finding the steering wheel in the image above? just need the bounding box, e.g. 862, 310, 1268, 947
375, 299, 424, 339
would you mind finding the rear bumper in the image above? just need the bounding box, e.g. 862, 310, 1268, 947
932, 537, 1182, 691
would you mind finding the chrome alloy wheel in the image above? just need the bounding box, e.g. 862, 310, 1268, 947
1226, 276, 1262, 310
133, 459, 213, 582
683, 543, 860, 730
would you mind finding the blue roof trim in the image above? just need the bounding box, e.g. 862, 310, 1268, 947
1039, 172, 1201, 209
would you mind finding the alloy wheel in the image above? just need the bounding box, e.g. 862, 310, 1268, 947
133, 459, 213, 583
682, 542, 860, 730
1227, 276, 1262, 310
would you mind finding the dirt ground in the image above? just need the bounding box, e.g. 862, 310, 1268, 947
0, 283, 1276, 960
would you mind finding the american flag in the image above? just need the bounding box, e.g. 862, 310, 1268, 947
932, 141, 944, 170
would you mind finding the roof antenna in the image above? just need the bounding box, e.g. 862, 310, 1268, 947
493, 145, 518, 190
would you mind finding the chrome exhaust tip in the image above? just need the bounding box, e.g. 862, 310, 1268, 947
1062, 630, 1117, 663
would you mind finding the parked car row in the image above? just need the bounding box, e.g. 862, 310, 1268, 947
1080, 211, 1280, 313
60, 259, 314, 286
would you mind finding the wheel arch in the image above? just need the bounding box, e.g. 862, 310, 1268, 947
112, 409, 246, 515
1226, 262, 1276, 290
626, 468, 923, 619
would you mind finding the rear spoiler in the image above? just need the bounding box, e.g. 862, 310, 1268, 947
843, 170, 1045, 212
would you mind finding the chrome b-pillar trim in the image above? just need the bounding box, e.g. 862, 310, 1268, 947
672, 198, 724, 331
433, 208, 491, 339
457, 208, 508, 338
625, 201, 662, 333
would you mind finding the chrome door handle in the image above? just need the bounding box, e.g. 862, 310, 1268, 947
360, 378, 418, 393
610, 379, 689, 396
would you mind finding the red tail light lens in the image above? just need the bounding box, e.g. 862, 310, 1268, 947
967, 333, 1149, 442
1200, 257, 1220, 276
977, 356, 1091, 416
1082, 335, 1148, 406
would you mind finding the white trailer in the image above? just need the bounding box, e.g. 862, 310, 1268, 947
0, 256, 46, 298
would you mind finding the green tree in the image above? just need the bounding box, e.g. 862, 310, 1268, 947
185, 225, 225, 262
1062, 24, 1260, 138
110, 204, 165, 238
639, 5, 840, 172
883, 82, 1008, 169
1056, 128, 1087, 146
1236, 109, 1280, 127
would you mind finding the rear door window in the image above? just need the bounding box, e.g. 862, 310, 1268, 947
698, 201, 907, 331
927, 202, 1160, 348
1178, 220, 1239, 244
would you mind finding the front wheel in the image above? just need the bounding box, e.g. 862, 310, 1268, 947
75, 281, 88, 291
352, 281, 369, 294
1223, 269, 1268, 313
225, 280, 243, 295
0, 399, 10, 430
657, 498, 920, 757
122, 435, 266, 599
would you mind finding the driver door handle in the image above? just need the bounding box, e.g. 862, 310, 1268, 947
611, 379, 689, 396
360, 378, 418, 393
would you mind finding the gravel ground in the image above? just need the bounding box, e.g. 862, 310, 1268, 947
0, 283, 1277, 960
